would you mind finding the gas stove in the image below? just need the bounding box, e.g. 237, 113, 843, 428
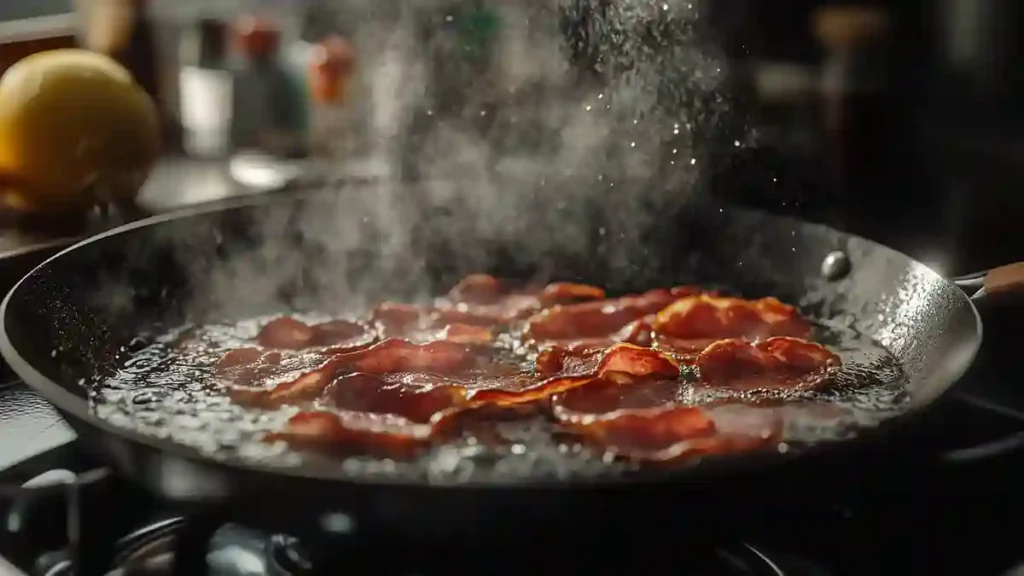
0, 377, 1022, 576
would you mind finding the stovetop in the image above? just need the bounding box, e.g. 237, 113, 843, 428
0, 375, 1022, 576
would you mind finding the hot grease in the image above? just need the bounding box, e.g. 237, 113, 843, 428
90, 289, 908, 484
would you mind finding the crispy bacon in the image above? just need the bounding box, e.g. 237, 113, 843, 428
256, 317, 313, 349
213, 338, 482, 406
523, 286, 704, 341
447, 274, 605, 306
472, 344, 679, 405
552, 378, 683, 422
433, 323, 494, 345
371, 277, 608, 339
205, 275, 842, 464
214, 348, 341, 406
535, 343, 610, 376
447, 274, 505, 303
266, 372, 471, 456
538, 282, 607, 304
695, 337, 840, 391
370, 302, 424, 335
324, 372, 467, 424
438, 275, 606, 326
369, 303, 504, 337
653, 295, 811, 342
561, 404, 783, 462
265, 411, 437, 457
256, 317, 376, 351
569, 407, 716, 457
331, 338, 481, 374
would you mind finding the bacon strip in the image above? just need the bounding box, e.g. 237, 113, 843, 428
569, 407, 716, 458
265, 411, 437, 457
523, 287, 705, 341
446, 274, 605, 307
214, 348, 342, 406
471, 343, 679, 405
653, 295, 811, 342
552, 378, 683, 423
331, 338, 482, 374
324, 372, 467, 423
266, 372, 471, 456
369, 278, 607, 338
695, 337, 840, 391
214, 338, 484, 405
558, 403, 784, 463
256, 317, 377, 351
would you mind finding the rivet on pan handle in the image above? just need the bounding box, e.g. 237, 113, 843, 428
952, 262, 1024, 301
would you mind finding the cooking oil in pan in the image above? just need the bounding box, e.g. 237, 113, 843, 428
90, 315, 909, 482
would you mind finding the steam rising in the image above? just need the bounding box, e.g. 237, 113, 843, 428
186, 0, 731, 320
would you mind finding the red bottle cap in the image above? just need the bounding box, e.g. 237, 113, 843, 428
308, 34, 355, 104
234, 15, 281, 59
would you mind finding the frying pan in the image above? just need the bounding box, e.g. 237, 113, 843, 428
1, 186, 1022, 541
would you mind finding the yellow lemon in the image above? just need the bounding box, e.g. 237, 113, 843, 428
0, 48, 160, 212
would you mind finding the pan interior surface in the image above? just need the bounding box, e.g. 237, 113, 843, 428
0, 190, 981, 486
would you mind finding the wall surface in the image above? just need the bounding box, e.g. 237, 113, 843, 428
0, 0, 72, 21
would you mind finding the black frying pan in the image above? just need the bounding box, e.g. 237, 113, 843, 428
1, 187, 1021, 541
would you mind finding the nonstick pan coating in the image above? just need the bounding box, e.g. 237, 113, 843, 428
0, 188, 981, 534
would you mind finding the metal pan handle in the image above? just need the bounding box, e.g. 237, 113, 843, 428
951, 262, 1024, 300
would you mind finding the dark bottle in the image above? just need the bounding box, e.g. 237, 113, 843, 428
230, 16, 307, 158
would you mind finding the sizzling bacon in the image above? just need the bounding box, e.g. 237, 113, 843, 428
331, 338, 482, 374
265, 411, 437, 457
472, 344, 679, 405
552, 378, 683, 422
446, 274, 505, 303
206, 275, 841, 464
560, 404, 783, 462
447, 274, 605, 306
569, 407, 716, 458
538, 282, 607, 304
653, 295, 811, 342
214, 348, 341, 406
256, 317, 376, 351
266, 372, 473, 456
370, 302, 424, 335
523, 286, 704, 341
437, 277, 606, 326
213, 338, 482, 406
432, 323, 494, 345
695, 337, 840, 391
534, 343, 608, 376
324, 372, 467, 424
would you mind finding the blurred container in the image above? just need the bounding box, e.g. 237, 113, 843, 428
178, 18, 233, 158
308, 35, 354, 105
229, 15, 307, 158
306, 34, 356, 158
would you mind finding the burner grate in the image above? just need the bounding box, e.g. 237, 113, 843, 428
109, 518, 804, 576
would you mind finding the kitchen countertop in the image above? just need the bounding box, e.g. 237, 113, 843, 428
0, 155, 302, 259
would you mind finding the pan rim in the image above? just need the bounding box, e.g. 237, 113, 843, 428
0, 192, 985, 491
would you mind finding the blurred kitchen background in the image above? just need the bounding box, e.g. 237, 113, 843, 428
0, 0, 1021, 282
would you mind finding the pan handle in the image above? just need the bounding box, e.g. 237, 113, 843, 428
951, 262, 1024, 300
